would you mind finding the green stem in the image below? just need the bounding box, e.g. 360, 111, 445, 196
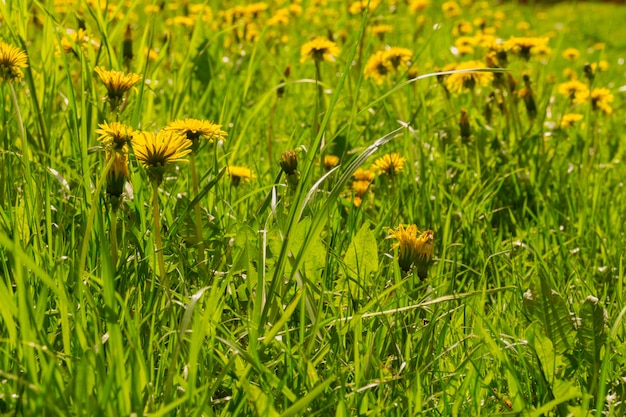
189, 153, 206, 265
77, 156, 115, 279
111, 210, 118, 266
152, 182, 170, 297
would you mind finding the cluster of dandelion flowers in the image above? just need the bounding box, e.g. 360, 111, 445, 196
300, 37, 340, 63
165, 118, 227, 151
503, 36, 550, 61
388, 225, 434, 278
96, 121, 134, 152
371, 152, 406, 177
94, 66, 142, 110
0, 41, 29, 83
444, 60, 494, 94
132, 130, 192, 184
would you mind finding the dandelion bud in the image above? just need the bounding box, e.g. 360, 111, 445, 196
519, 88, 537, 120
414, 230, 434, 280
123, 24, 134, 64
280, 150, 299, 175
583, 63, 594, 83
106, 152, 129, 210
459, 109, 471, 142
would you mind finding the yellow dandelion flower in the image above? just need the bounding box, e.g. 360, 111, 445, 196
300, 37, 340, 63
351, 180, 371, 197
442, 1, 462, 19
96, 121, 134, 151
561, 48, 580, 61
132, 130, 192, 183
388, 224, 420, 271
409, 0, 429, 13
452, 20, 473, 36
557, 79, 588, 100
353, 168, 376, 182
0, 41, 29, 83
560, 113, 583, 128
165, 118, 227, 143
372, 152, 406, 176
94, 66, 142, 109
106, 151, 130, 200
364, 51, 390, 84
349, 0, 380, 14
324, 155, 340, 170
372, 24, 393, 36
576, 88, 614, 115
226, 166, 256, 185
383, 47, 413, 71
444, 60, 493, 93
504, 36, 550, 60
590, 60, 609, 72
516, 21, 530, 31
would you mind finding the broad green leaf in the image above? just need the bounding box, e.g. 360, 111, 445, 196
343, 221, 379, 279
578, 295, 607, 367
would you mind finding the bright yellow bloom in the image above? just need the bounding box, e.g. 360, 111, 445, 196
383, 47, 413, 71
324, 155, 340, 170
226, 166, 256, 185
504, 36, 550, 60
442, 1, 462, 19
561, 48, 580, 61
352, 180, 371, 197
452, 20, 473, 36
0, 41, 29, 83
372, 152, 406, 176
132, 130, 192, 183
575, 88, 614, 115
557, 79, 588, 100
372, 24, 393, 36
300, 37, 340, 63
353, 168, 376, 182
444, 60, 493, 93
165, 118, 227, 143
348, 0, 380, 14
408, 0, 429, 13
364, 51, 390, 84
388, 225, 434, 276
96, 121, 134, 151
94, 66, 142, 108
560, 113, 583, 128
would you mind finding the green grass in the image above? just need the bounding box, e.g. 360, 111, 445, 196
1, 0, 626, 415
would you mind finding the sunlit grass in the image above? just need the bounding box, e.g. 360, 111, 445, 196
1, 0, 626, 415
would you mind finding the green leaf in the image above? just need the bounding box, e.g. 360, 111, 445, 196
343, 221, 379, 279
578, 296, 607, 366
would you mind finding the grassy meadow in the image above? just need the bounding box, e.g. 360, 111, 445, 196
2, 0, 626, 415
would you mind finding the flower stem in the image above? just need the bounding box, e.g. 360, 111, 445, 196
110, 210, 119, 266
152, 182, 170, 297
189, 153, 206, 265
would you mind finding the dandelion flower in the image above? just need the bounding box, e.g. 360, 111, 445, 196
0, 41, 29, 83
561, 48, 580, 61
372, 24, 393, 38
409, 0, 429, 13
94, 66, 142, 109
504, 36, 549, 60
444, 60, 493, 93
442, 1, 462, 19
300, 37, 340, 63
364, 51, 390, 84
383, 47, 413, 71
560, 113, 583, 128
226, 166, 256, 185
372, 152, 406, 176
105, 151, 130, 200
96, 121, 134, 151
576, 88, 614, 115
388, 225, 434, 276
165, 118, 227, 143
353, 168, 376, 182
349, 0, 381, 14
132, 130, 192, 183
557, 79, 588, 101
351, 180, 371, 197
324, 155, 340, 170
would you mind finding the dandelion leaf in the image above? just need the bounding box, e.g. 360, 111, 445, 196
343, 221, 379, 279
578, 296, 607, 369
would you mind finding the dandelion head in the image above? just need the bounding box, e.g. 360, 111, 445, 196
560, 113, 583, 128
324, 155, 340, 170
96, 121, 134, 151
372, 152, 406, 177
165, 118, 227, 145
444, 60, 493, 93
0, 41, 29, 83
561, 48, 580, 61
132, 130, 192, 184
300, 37, 340, 63
94, 66, 142, 110
226, 165, 256, 186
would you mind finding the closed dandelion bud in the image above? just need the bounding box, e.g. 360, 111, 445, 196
583, 63, 594, 83
519, 88, 537, 120
106, 152, 129, 210
280, 150, 299, 175
496, 49, 508, 67
459, 109, 471, 141
414, 229, 434, 280
507, 73, 517, 93
123, 24, 134, 64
